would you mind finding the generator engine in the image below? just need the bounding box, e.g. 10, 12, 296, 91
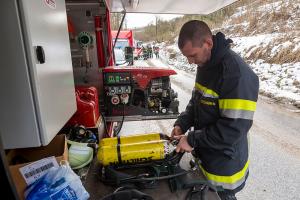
147, 77, 178, 114
103, 66, 179, 120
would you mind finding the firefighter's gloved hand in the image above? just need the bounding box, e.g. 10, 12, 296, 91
171, 125, 184, 140
175, 135, 194, 153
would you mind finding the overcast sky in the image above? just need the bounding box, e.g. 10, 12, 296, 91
125, 13, 183, 28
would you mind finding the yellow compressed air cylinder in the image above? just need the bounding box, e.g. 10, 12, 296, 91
97, 133, 171, 166
99, 132, 169, 147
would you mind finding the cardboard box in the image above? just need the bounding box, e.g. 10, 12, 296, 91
6, 134, 68, 200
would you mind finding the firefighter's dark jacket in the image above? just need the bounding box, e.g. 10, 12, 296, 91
174, 32, 259, 191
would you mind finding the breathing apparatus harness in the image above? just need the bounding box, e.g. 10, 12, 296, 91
100, 149, 186, 189
100, 138, 223, 200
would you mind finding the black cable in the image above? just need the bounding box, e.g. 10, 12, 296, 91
112, 13, 126, 51
100, 110, 110, 138
106, 12, 126, 66
114, 102, 125, 137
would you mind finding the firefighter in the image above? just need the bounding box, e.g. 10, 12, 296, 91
147, 44, 153, 58
142, 46, 148, 60
171, 20, 259, 200
154, 46, 160, 58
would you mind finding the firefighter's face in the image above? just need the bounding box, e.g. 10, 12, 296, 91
181, 38, 213, 67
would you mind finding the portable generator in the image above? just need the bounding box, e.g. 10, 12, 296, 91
102, 66, 179, 121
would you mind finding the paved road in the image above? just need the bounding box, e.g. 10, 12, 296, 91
119, 59, 300, 199
240, 96, 300, 200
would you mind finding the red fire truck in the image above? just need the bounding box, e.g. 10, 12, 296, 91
112, 30, 143, 60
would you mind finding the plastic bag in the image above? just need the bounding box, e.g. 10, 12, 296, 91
25, 162, 89, 200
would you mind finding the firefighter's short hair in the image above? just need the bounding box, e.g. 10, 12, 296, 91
178, 20, 212, 49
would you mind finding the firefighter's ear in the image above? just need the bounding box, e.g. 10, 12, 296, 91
204, 37, 213, 49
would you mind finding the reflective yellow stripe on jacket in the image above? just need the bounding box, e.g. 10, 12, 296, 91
219, 99, 256, 120
199, 160, 249, 190
195, 83, 219, 98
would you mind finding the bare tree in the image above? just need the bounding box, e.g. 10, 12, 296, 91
111, 13, 123, 30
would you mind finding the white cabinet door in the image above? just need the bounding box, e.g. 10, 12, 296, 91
20, 0, 76, 145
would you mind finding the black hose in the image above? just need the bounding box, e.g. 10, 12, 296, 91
120, 170, 190, 183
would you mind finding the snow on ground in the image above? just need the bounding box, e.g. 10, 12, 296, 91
230, 34, 281, 58
257, 1, 285, 12
230, 35, 300, 103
